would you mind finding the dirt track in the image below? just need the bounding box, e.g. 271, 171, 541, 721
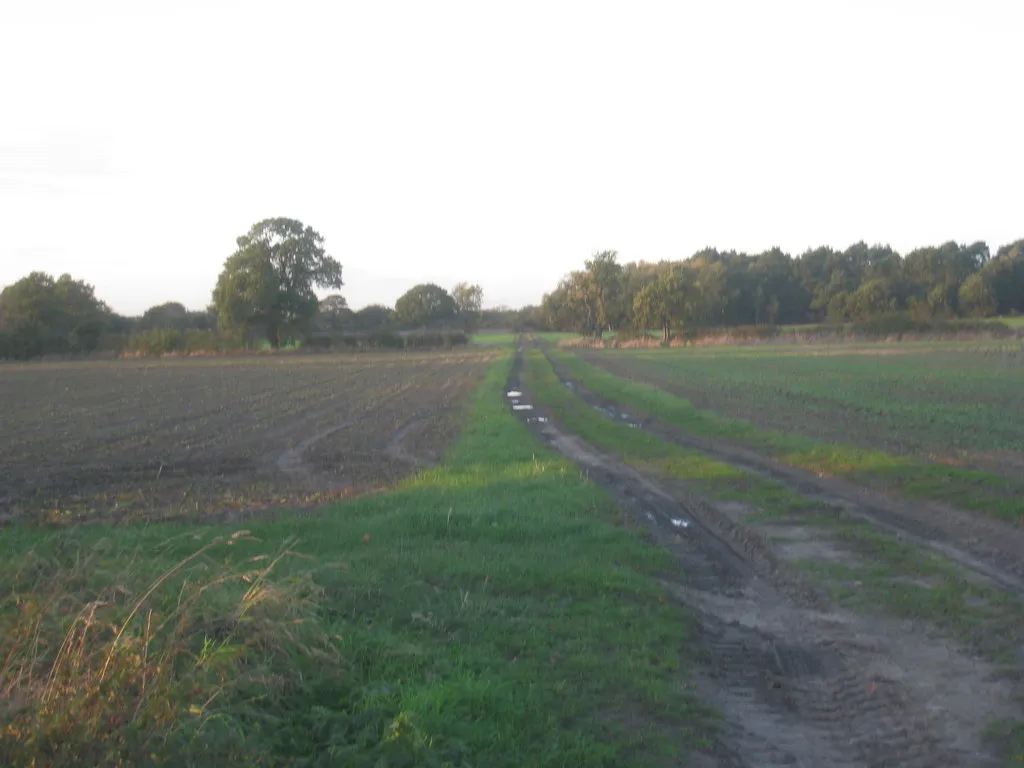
512, 346, 1023, 767
545, 350, 1024, 595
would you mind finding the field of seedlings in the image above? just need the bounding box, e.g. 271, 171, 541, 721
579, 341, 1024, 475
0, 351, 492, 522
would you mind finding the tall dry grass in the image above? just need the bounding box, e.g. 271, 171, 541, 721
0, 531, 342, 766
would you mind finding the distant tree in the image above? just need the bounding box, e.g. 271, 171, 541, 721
844, 278, 899, 320
0, 272, 111, 357
314, 294, 353, 332
212, 218, 342, 346
106, 313, 138, 334
452, 282, 483, 332
633, 268, 691, 343
984, 239, 1024, 315
139, 302, 189, 330
513, 304, 546, 332
958, 273, 998, 317
394, 284, 457, 328
352, 304, 394, 331
585, 250, 624, 336
540, 284, 579, 332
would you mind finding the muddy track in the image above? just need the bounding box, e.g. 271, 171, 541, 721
542, 348, 1024, 598
509, 349, 1012, 767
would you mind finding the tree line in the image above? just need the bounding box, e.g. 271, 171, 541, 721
539, 238, 1024, 341
0, 218, 483, 359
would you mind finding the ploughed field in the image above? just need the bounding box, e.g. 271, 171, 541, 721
579, 341, 1024, 476
0, 351, 492, 522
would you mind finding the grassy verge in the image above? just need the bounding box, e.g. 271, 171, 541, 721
0, 352, 706, 767
524, 350, 1024, 669
548, 349, 1024, 523
524, 349, 816, 519
469, 332, 519, 347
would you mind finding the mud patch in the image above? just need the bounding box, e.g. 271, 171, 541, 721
769, 530, 858, 566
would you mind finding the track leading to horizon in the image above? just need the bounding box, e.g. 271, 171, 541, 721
514, 340, 1023, 767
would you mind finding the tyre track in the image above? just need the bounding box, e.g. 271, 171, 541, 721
542, 347, 1024, 597
511, 348, 1010, 767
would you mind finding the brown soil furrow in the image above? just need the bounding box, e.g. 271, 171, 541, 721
1, 353, 490, 522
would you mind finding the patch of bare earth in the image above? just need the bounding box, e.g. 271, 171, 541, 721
514, 351, 1023, 767
0, 352, 492, 522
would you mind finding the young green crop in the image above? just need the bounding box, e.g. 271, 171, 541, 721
553, 347, 1024, 523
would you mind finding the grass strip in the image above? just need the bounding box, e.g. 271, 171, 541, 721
525, 350, 1024, 666
549, 349, 1024, 523
524, 349, 816, 520
0, 351, 706, 767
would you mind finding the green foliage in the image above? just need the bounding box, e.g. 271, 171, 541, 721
138, 302, 216, 332
0, 272, 112, 358
350, 304, 394, 331
451, 282, 483, 332
122, 329, 228, 356
632, 267, 691, 342
540, 237, 1024, 336
212, 218, 342, 347
394, 284, 457, 328
313, 294, 352, 332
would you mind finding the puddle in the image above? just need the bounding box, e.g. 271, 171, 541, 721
527, 416, 549, 424
563, 381, 574, 389
671, 518, 691, 528
506, 390, 523, 398
512, 404, 534, 411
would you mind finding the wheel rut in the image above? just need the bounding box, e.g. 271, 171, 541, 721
510, 349, 1014, 767
542, 348, 1024, 598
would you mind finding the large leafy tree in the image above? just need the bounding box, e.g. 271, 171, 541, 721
585, 250, 624, 336
0, 272, 111, 357
633, 268, 691, 343
212, 218, 342, 346
394, 284, 456, 328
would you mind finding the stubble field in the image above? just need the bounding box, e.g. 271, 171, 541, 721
0, 351, 493, 522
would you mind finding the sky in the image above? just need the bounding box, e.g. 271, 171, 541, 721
2, 0, 1022, 316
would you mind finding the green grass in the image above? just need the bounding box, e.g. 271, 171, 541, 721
551, 348, 1024, 523
536, 332, 583, 344
992, 315, 1024, 329
576, 343, 1024, 457
524, 351, 1024, 666
524, 350, 817, 520
0, 352, 707, 767
469, 332, 519, 346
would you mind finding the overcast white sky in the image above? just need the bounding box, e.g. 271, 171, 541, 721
2, 1, 1022, 315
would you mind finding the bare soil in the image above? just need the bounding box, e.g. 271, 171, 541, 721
0, 352, 491, 522
513, 349, 1023, 767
